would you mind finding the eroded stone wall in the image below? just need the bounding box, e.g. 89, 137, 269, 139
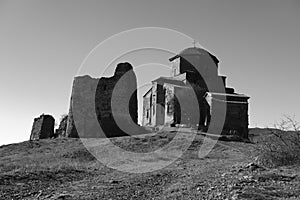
30, 114, 55, 140
66, 62, 139, 138
54, 115, 68, 138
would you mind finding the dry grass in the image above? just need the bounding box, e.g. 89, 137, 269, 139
1, 129, 299, 199
256, 116, 300, 167
0, 138, 101, 175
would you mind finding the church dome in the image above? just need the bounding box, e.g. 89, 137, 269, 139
169, 47, 219, 64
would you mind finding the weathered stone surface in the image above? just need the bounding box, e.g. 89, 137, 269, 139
30, 114, 55, 140
54, 115, 68, 138
65, 75, 99, 138
66, 62, 141, 138
96, 62, 139, 137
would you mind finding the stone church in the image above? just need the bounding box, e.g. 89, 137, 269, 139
30, 48, 250, 140
142, 47, 250, 138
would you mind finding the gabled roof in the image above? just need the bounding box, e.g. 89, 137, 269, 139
143, 87, 152, 97
206, 92, 249, 99
152, 76, 186, 86
205, 92, 250, 104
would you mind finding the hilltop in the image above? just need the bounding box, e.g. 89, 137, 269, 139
0, 129, 299, 200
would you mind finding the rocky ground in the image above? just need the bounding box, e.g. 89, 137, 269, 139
0, 129, 299, 199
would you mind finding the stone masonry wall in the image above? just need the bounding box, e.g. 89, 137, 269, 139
66, 62, 139, 138
30, 114, 55, 140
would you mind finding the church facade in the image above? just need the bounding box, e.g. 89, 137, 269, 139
142, 47, 250, 138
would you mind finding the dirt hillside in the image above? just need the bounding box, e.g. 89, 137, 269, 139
0, 129, 299, 200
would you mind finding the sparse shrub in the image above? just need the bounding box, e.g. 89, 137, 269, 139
257, 115, 300, 167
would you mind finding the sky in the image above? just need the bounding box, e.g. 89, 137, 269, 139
0, 0, 299, 145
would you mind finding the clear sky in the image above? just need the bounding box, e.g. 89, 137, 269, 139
0, 0, 299, 145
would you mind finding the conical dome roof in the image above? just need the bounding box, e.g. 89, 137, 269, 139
169, 47, 219, 64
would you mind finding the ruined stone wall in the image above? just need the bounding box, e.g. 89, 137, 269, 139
96, 62, 139, 137
66, 62, 139, 138
30, 114, 55, 140
65, 75, 99, 138
54, 115, 68, 138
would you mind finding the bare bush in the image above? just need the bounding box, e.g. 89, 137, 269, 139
257, 115, 300, 167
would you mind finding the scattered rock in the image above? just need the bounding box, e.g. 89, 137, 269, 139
256, 173, 297, 182
109, 180, 121, 184
238, 168, 244, 173
245, 162, 265, 171
53, 193, 73, 200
